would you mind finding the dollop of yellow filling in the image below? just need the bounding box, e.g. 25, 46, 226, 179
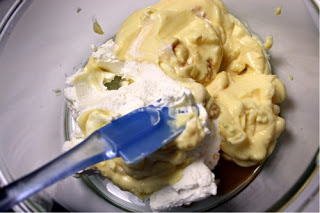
207, 72, 285, 166
115, 0, 285, 167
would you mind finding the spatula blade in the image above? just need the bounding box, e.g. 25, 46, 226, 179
97, 105, 185, 164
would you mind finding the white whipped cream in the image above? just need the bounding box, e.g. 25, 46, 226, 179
64, 40, 220, 210
150, 160, 217, 210
149, 119, 220, 211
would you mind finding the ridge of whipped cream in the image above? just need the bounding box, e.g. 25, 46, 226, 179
150, 160, 217, 210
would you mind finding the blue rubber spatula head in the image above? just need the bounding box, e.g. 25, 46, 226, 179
0, 105, 187, 211
100, 105, 185, 163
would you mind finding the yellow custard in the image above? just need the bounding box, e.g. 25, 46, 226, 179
67, 0, 286, 198
115, 0, 285, 167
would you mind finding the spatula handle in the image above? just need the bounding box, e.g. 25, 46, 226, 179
0, 132, 115, 211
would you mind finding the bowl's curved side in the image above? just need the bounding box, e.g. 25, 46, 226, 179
0, 0, 318, 212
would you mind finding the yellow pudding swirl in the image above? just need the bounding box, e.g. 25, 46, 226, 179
69, 0, 286, 198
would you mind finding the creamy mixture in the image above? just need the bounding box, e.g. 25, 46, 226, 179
64, 0, 285, 210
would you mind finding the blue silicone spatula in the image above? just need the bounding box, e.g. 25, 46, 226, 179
0, 104, 187, 211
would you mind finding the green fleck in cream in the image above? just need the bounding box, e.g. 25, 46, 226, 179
275, 7, 282, 15
93, 21, 104, 35
53, 89, 62, 96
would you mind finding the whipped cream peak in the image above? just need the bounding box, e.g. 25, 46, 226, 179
92, 39, 119, 61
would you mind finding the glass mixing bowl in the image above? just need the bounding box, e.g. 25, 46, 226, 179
0, 0, 318, 211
